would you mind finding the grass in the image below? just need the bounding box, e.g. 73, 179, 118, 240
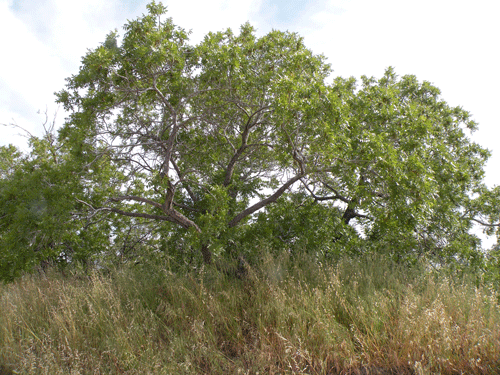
0, 253, 499, 374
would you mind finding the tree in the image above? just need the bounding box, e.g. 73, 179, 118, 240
0, 115, 125, 281
56, 2, 341, 264
299, 72, 494, 264
0, 132, 84, 280
55, 2, 499, 266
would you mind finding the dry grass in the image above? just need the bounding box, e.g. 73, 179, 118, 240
0, 254, 499, 374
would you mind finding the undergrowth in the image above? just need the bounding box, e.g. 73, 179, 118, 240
0, 253, 499, 374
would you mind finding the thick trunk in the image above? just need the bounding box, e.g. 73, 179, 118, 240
201, 243, 212, 264
342, 206, 358, 225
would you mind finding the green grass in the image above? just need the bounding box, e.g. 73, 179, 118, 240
1, 253, 499, 374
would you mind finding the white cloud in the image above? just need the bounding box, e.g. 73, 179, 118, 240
48, 0, 134, 67
0, 0, 67, 145
1, 0, 145, 146
162, 0, 264, 42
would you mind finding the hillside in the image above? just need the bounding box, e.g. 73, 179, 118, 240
1, 254, 499, 374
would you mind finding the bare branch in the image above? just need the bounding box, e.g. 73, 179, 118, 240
1, 120, 35, 139
172, 158, 198, 203
301, 179, 346, 202
173, 201, 201, 213
228, 173, 305, 228
110, 195, 163, 210
163, 180, 175, 211
106, 207, 200, 230
321, 182, 350, 203
471, 218, 500, 228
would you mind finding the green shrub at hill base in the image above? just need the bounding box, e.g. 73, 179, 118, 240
2, 0, 500, 280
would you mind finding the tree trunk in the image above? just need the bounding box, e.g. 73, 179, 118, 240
201, 243, 212, 264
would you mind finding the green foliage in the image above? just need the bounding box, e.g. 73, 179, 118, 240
307, 69, 493, 266
236, 192, 363, 260
0, 141, 72, 279
0, 134, 112, 281
2, 1, 500, 280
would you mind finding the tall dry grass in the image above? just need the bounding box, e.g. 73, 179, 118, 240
0, 254, 499, 374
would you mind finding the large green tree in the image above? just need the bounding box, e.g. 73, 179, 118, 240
54, 2, 499, 266
56, 2, 339, 264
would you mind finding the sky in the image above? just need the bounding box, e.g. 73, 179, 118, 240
1, 0, 499, 190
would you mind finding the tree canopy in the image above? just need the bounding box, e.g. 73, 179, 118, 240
2, 1, 500, 280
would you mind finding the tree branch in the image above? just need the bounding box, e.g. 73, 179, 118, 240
106, 207, 201, 232
172, 158, 198, 203
173, 201, 201, 212
471, 218, 500, 227
228, 173, 304, 228
301, 179, 350, 203
321, 182, 350, 203
223, 106, 268, 186
109, 194, 201, 231
110, 195, 163, 210
342, 207, 370, 225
